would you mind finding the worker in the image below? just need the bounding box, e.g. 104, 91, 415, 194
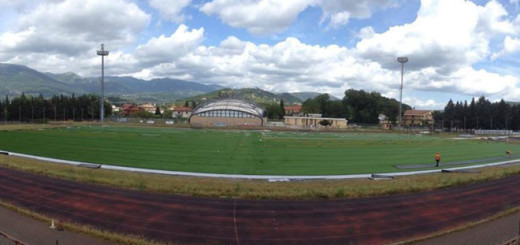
435, 152, 441, 167
506, 150, 511, 157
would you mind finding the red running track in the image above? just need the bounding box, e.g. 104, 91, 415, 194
0, 167, 519, 245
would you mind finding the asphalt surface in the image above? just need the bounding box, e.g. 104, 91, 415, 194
1, 167, 520, 245
0, 205, 116, 245
415, 211, 520, 245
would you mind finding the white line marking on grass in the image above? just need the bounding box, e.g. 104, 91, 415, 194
2, 150, 520, 180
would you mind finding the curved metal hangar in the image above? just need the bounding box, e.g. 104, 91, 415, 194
189, 99, 266, 127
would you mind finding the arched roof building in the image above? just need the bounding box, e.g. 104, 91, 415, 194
189, 99, 266, 127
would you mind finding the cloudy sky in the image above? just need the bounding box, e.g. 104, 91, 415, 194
1, 0, 520, 109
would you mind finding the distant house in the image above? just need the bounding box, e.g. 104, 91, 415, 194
140, 103, 156, 114
284, 105, 302, 116
402, 110, 434, 126
120, 104, 143, 116
111, 105, 121, 113
378, 114, 392, 130
170, 106, 193, 118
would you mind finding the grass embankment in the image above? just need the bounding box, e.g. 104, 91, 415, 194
2, 154, 520, 199
1, 125, 519, 175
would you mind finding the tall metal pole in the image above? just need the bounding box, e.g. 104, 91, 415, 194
397, 57, 408, 129
97, 44, 109, 123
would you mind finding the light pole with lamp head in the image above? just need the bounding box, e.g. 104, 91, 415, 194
97, 44, 109, 123
397, 56, 408, 129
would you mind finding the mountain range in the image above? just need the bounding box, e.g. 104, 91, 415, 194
0, 63, 337, 104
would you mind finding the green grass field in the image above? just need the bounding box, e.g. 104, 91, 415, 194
0, 126, 518, 175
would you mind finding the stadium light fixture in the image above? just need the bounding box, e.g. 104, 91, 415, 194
397, 57, 408, 129
97, 44, 109, 123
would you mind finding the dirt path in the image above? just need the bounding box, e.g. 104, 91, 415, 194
0, 204, 117, 245
415, 211, 519, 245
0, 167, 519, 244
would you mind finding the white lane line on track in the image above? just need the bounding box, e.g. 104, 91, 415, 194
233, 197, 240, 245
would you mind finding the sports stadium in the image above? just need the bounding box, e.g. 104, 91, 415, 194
2, 0, 520, 244
2, 119, 520, 244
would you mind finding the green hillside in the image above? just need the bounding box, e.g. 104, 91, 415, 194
0, 63, 221, 102
177, 88, 303, 105
0, 64, 78, 97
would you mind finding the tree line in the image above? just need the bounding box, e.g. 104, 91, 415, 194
262, 89, 412, 123
0, 93, 111, 122
301, 89, 411, 124
434, 96, 520, 130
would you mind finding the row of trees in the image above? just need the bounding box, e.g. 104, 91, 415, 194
301, 89, 411, 124
0, 93, 111, 122
261, 89, 411, 123
434, 96, 520, 130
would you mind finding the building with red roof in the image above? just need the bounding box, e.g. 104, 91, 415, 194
284, 105, 302, 116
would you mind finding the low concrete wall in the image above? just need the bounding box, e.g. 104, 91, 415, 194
190, 115, 263, 127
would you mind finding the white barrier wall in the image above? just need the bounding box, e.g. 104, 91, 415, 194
474, 129, 514, 135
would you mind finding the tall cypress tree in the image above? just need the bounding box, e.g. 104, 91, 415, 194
280, 99, 285, 118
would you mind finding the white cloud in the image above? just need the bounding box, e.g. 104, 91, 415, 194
450, 67, 517, 95
0, 0, 150, 76
0, 0, 41, 11
356, 0, 514, 71
405, 66, 518, 97
318, 0, 388, 28
0, 0, 150, 57
149, 0, 191, 23
134, 24, 204, 65
492, 36, 520, 59
403, 97, 444, 110
328, 11, 350, 29
200, 0, 391, 34
318, 0, 388, 19
357, 26, 376, 39
200, 0, 311, 35
127, 36, 398, 98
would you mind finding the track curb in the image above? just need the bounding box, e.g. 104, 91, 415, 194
2, 150, 520, 180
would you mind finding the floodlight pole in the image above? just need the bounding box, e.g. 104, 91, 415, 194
97, 44, 109, 123
397, 57, 408, 129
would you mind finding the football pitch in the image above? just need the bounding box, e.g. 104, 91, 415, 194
0, 126, 518, 175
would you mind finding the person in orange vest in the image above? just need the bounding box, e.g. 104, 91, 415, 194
506, 150, 511, 157
435, 152, 441, 167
